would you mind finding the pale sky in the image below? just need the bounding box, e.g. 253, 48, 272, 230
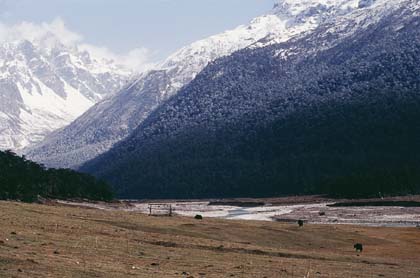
0, 0, 275, 63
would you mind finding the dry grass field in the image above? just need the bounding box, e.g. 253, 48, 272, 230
0, 201, 420, 277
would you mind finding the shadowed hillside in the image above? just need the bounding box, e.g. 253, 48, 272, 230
0, 150, 113, 202
82, 3, 420, 199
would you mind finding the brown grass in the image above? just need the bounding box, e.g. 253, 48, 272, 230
0, 201, 419, 277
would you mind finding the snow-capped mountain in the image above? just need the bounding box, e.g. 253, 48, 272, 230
0, 34, 131, 151
80, 0, 420, 198
27, 0, 366, 169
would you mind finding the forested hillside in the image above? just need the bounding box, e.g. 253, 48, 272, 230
82, 1, 420, 199
0, 150, 113, 202
26, 0, 367, 170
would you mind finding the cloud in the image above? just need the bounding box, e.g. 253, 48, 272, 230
79, 44, 156, 72
0, 17, 154, 72
0, 18, 82, 46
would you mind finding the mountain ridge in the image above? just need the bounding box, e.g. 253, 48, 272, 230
26, 0, 371, 169
0, 33, 131, 150
80, 0, 420, 198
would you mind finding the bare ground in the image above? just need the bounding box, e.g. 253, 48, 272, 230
0, 201, 420, 277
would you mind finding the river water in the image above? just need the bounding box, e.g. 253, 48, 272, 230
59, 200, 420, 227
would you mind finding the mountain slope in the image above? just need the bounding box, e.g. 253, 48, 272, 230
26, 0, 365, 169
81, 0, 420, 198
0, 150, 113, 202
0, 35, 130, 151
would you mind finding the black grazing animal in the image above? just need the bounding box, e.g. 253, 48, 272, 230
195, 215, 203, 220
354, 243, 363, 252
298, 220, 304, 227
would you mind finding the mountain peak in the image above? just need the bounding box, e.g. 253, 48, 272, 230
0, 30, 131, 151
272, 0, 360, 20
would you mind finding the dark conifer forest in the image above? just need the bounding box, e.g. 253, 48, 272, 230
0, 150, 113, 202
81, 6, 420, 199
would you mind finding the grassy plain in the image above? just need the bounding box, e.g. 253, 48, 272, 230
0, 201, 419, 277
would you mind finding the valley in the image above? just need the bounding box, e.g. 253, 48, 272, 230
59, 195, 420, 227
1, 1, 420, 277
1, 201, 420, 277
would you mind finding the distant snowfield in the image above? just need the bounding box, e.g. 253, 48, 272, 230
58, 200, 420, 227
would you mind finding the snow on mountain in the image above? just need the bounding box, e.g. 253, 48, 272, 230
26, 0, 368, 169
79, 0, 420, 198
0, 22, 132, 151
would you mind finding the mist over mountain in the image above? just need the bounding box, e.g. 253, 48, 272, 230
0, 21, 131, 151
81, 0, 420, 199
